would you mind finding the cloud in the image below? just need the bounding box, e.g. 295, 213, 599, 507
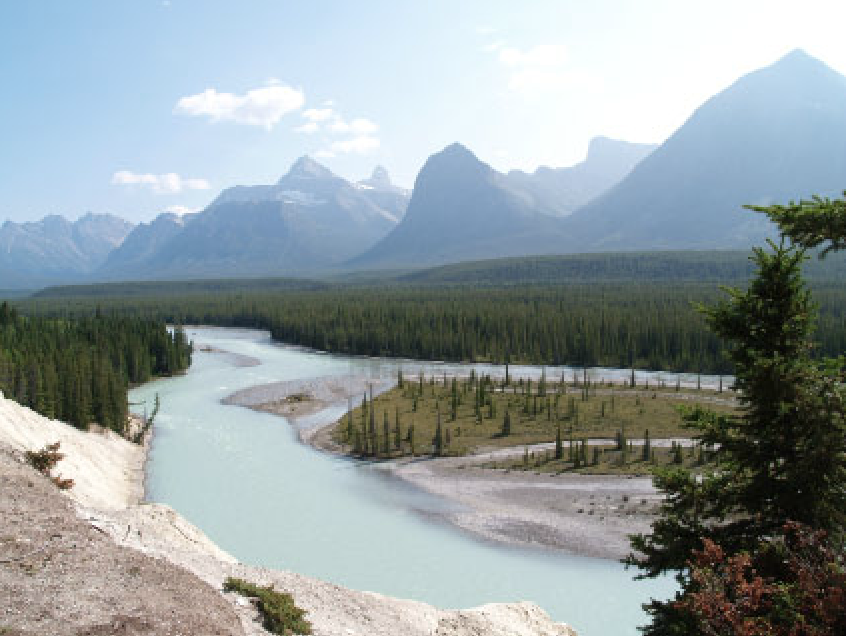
164, 205, 201, 215
303, 106, 381, 156
294, 122, 319, 134
499, 44, 568, 68
482, 40, 507, 52
329, 135, 380, 154
492, 44, 584, 95
329, 117, 378, 134
112, 171, 210, 195
302, 107, 334, 122
174, 84, 304, 128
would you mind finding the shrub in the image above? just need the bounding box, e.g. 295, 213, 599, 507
223, 577, 311, 635
24, 441, 74, 490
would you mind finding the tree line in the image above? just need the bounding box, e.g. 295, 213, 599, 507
19, 280, 846, 375
0, 302, 191, 434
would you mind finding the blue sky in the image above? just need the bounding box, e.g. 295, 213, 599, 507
2, 0, 846, 223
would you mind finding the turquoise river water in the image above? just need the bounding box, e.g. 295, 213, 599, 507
128, 326, 714, 636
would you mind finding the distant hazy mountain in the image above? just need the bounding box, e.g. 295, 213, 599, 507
355, 166, 410, 221
505, 137, 657, 215
564, 49, 846, 250
0, 213, 133, 288
348, 143, 571, 269
101, 157, 408, 278
100, 212, 193, 276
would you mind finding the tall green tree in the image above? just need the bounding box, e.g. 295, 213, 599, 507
629, 202, 846, 635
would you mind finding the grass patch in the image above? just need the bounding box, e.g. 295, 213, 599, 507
223, 577, 311, 635
331, 372, 737, 459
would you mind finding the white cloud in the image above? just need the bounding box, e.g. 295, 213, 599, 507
329, 135, 380, 154
112, 171, 210, 195
476, 25, 497, 35
482, 40, 507, 52
303, 106, 380, 156
302, 107, 334, 122
294, 122, 319, 134
492, 43, 585, 95
174, 84, 304, 128
499, 44, 568, 68
329, 117, 378, 134
164, 205, 201, 215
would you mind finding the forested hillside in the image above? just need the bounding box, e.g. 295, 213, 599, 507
0, 302, 191, 433
18, 281, 846, 375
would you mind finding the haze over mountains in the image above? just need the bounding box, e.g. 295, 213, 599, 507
3, 49, 845, 287
100, 158, 409, 279
565, 48, 846, 250
0, 213, 133, 288
505, 137, 657, 216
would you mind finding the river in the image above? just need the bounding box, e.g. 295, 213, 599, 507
130, 326, 704, 636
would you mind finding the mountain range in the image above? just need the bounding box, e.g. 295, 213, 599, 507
564, 48, 846, 250
0, 213, 133, 288
4, 49, 845, 287
505, 136, 657, 216
99, 158, 409, 280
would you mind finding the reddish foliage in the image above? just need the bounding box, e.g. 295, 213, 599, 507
677, 523, 846, 636
24, 441, 75, 491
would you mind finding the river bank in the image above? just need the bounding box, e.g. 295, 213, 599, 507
0, 382, 576, 635
303, 418, 659, 560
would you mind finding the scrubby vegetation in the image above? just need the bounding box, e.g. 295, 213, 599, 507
331, 370, 736, 460
223, 577, 311, 635
24, 441, 74, 490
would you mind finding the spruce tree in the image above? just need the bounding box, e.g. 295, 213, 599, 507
555, 424, 563, 460
433, 412, 443, 456
629, 237, 846, 636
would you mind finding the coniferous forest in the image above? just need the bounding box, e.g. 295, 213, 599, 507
19, 280, 846, 375
0, 302, 191, 434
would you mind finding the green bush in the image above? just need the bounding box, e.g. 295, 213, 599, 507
223, 577, 311, 635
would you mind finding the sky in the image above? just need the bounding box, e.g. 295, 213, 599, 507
2, 0, 846, 223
